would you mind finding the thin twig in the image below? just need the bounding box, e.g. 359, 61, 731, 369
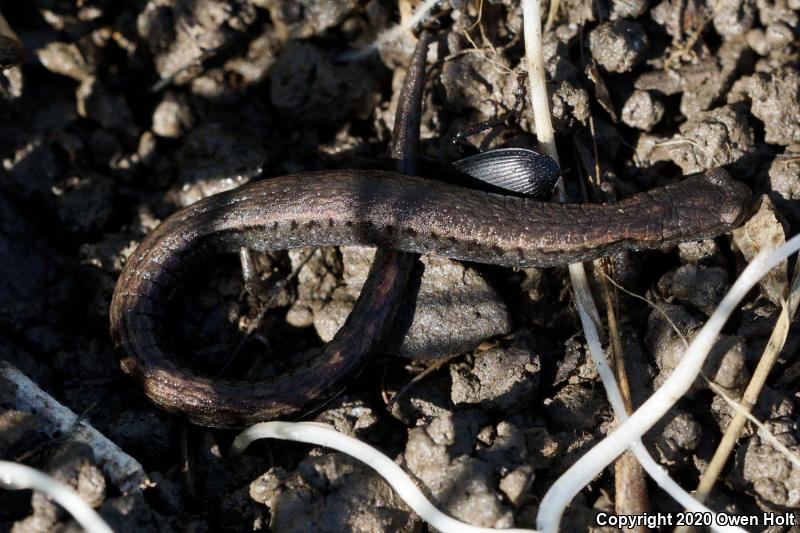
460, 28, 515, 76
218, 248, 317, 378
388, 352, 463, 408
0, 361, 149, 494
692, 254, 800, 501
600, 272, 690, 349
538, 233, 800, 532
524, 2, 757, 531
707, 380, 800, 468
602, 271, 800, 480
580, 53, 650, 519
466, 0, 486, 31
526, 0, 652, 525
599, 264, 650, 527
544, 0, 561, 33
665, 0, 724, 67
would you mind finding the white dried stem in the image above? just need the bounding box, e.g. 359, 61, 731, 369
0, 460, 113, 533
1, 361, 149, 494
232, 421, 538, 533
537, 233, 800, 532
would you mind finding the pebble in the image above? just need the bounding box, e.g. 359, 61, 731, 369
313, 246, 511, 360
621, 90, 665, 131
730, 67, 800, 146
589, 20, 649, 73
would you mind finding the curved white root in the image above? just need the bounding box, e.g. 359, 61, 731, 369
234, 7, 797, 533
568, 265, 746, 533
0, 460, 112, 533
536, 233, 800, 532
228, 234, 798, 533
231, 421, 538, 533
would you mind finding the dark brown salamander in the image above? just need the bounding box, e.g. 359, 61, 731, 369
109, 33, 751, 428
110, 168, 751, 427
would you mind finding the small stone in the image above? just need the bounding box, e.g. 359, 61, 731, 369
270, 42, 379, 125
652, 0, 710, 39
97, 493, 156, 531
714, 385, 793, 435
0, 410, 42, 456
713, 0, 757, 38
0, 64, 23, 100
450, 335, 541, 411
138, 0, 257, 84
388, 373, 453, 423
677, 240, 719, 263
36, 41, 93, 81
736, 432, 800, 508
257, 0, 357, 39
312, 291, 351, 339
152, 92, 194, 138
499, 464, 535, 505
732, 195, 788, 306
314, 246, 511, 359
47, 442, 106, 508
588, 20, 649, 73
543, 383, 607, 431
554, 334, 601, 385
765, 22, 796, 50
441, 53, 508, 117
76, 77, 137, 137
13, 499, 58, 532
666, 104, 757, 175
634, 45, 744, 117
647, 305, 749, 394
285, 302, 314, 328
653, 411, 702, 465
543, 35, 579, 82
481, 421, 528, 465
252, 453, 416, 531
52, 173, 115, 236
2, 140, 61, 200
729, 67, 800, 146
704, 335, 749, 394
224, 31, 278, 86
645, 303, 701, 386
403, 418, 514, 528
746, 28, 770, 56
249, 468, 287, 506
219, 486, 267, 531
609, 0, 649, 19
621, 90, 665, 131
767, 154, 800, 224
551, 80, 590, 130
175, 123, 266, 206
658, 264, 729, 316
0, 35, 25, 69
314, 397, 378, 437
737, 301, 781, 339
101, 410, 174, 466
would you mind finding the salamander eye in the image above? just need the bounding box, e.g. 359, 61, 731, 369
452, 148, 560, 197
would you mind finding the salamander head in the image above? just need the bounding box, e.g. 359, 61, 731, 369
703, 167, 753, 230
